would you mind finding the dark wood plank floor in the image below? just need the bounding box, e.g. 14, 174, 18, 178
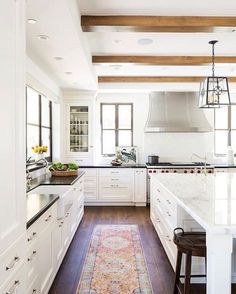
49, 206, 233, 294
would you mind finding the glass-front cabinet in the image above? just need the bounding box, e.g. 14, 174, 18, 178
69, 105, 89, 152
65, 101, 94, 164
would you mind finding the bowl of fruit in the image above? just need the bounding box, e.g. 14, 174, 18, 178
49, 162, 79, 177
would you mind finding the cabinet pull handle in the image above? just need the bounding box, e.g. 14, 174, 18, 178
59, 221, 64, 227
111, 171, 119, 174
166, 211, 171, 217
27, 232, 37, 242
6, 256, 20, 271
32, 289, 39, 294
157, 189, 161, 193
111, 178, 118, 181
27, 251, 37, 262
166, 199, 171, 204
66, 212, 70, 218
6, 280, 20, 294
157, 198, 160, 202
45, 214, 52, 222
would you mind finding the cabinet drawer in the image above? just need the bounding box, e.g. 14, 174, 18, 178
84, 176, 97, 188
26, 275, 40, 294
84, 189, 97, 201
98, 168, 132, 176
1, 262, 26, 294
36, 203, 57, 232
0, 234, 26, 287
27, 221, 39, 246
99, 186, 132, 201
99, 176, 131, 186
26, 242, 39, 286
80, 168, 97, 176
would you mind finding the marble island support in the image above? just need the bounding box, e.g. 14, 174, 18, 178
150, 173, 236, 294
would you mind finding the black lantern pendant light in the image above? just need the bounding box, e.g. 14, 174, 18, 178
198, 40, 231, 108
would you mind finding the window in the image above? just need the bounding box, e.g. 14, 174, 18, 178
101, 103, 133, 155
214, 106, 236, 155
26, 86, 52, 161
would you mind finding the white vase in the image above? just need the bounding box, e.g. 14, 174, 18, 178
36, 153, 44, 161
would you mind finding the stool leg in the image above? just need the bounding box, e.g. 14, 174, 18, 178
173, 250, 182, 294
184, 252, 192, 294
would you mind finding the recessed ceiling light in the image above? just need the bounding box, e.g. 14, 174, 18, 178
113, 39, 122, 44
37, 35, 50, 40
65, 72, 72, 75
137, 38, 153, 45
27, 19, 37, 24
109, 64, 122, 70
54, 56, 64, 61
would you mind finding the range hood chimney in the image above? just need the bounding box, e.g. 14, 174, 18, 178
145, 92, 212, 133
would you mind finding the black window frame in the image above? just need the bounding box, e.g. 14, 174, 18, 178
214, 106, 236, 156
26, 86, 53, 162
100, 103, 133, 156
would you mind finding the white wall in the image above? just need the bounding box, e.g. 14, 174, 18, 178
26, 56, 62, 161
95, 92, 214, 164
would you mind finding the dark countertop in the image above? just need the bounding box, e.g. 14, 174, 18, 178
214, 164, 236, 168
27, 170, 85, 192
80, 164, 146, 168
26, 193, 59, 229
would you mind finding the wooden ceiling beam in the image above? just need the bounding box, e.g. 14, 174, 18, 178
82, 16, 236, 32
98, 76, 236, 83
93, 56, 236, 66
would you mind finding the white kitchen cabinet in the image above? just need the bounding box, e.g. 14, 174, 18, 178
38, 205, 57, 294
134, 168, 147, 205
0, 263, 26, 294
0, 0, 26, 256
82, 168, 147, 205
150, 178, 205, 276
98, 168, 133, 202
80, 168, 98, 202
64, 100, 94, 165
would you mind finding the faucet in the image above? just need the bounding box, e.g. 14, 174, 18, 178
191, 153, 207, 175
26, 158, 48, 189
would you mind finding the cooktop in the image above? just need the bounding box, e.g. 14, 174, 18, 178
146, 162, 210, 167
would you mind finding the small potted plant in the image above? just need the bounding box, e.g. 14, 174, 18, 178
32, 145, 48, 160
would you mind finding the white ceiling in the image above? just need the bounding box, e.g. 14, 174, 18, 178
26, 0, 97, 90
78, 0, 236, 16
79, 1, 236, 89
25, 0, 236, 92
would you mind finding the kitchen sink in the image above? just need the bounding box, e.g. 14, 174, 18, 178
27, 185, 74, 219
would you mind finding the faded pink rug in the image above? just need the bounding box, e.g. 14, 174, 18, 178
77, 225, 153, 294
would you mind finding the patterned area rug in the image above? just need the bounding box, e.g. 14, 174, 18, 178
77, 225, 153, 294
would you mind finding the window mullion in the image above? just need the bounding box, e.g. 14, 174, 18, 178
39, 94, 42, 146
228, 106, 231, 147
115, 104, 119, 147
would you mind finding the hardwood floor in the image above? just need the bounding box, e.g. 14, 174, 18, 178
49, 206, 209, 294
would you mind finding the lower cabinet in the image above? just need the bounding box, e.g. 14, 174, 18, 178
25, 177, 84, 294
150, 178, 205, 277
81, 168, 147, 206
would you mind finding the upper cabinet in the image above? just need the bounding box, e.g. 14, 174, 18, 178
0, 0, 26, 255
64, 99, 95, 165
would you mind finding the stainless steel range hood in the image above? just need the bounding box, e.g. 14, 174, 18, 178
145, 92, 212, 133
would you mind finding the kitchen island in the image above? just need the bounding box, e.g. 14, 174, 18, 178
150, 172, 236, 294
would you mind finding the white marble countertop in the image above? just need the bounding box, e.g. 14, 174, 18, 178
151, 173, 236, 233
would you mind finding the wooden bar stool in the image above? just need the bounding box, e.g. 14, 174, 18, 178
173, 227, 206, 294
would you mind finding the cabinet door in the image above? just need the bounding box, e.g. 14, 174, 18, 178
53, 220, 64, 270
65, 101, 94, 163
38, 223, 54, 294
0, 0, 26, 255
134, 169, 147, 203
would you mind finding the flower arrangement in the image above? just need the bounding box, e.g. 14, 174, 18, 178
32, 145, 48, 154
